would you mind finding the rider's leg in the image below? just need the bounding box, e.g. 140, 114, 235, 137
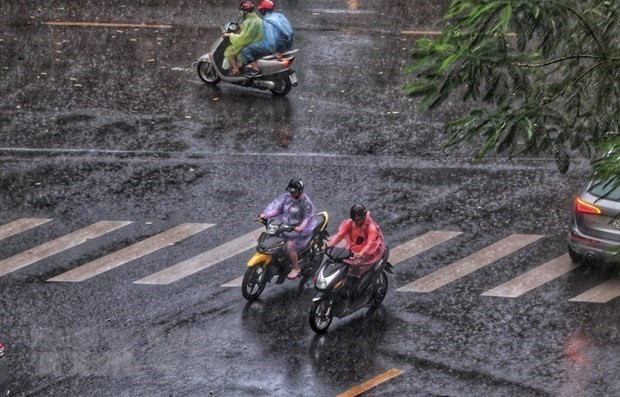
242, 44, 268, 75
285, 241, 300, 279
249, 61, 260, 72
230, 57, 240, 74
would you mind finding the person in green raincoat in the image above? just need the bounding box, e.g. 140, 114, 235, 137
223, 2, 264, 76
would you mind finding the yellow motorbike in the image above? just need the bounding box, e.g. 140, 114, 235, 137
241, 212, 329, 301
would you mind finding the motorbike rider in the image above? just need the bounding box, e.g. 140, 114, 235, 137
223, 2, 264, 77
242, 0, 294, 77
326, 204, 386, 294
259, 179, 317, 280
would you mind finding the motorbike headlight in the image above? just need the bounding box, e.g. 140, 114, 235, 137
316, 277, 327, 289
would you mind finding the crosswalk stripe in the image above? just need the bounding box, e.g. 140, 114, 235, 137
221, 275, 244, 288
0, 221, 132, 278
389, 231, 462, 265
0, 218, 52, 241
569, 279, 620, 303
220, 230, 462, 288
396, 234, 544, 293
134, 228, 264, 285
48, 223, 214, 282
482, 254, 577, 298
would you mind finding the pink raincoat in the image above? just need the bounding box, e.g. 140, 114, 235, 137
328, 212, 385, 277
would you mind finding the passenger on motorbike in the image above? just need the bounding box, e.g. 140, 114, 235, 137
242, 0, 294, 77
223, 2, 264, 77
326, 204, 386, 293
259, 179, 317, 280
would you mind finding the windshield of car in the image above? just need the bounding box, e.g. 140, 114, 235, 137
589, 182, 620, 201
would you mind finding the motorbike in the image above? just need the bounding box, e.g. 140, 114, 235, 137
241, 212, 329, 301
195, 21, 298, 96
308, 243, 392, 334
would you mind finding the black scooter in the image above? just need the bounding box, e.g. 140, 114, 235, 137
309, 242, 392, 333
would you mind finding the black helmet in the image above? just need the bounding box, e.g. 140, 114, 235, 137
350, 204, 367, 220
286, 178, 304, 193
239, 1, 255, 12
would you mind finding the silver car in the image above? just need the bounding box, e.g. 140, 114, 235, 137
569, 180, 620, 265
0, 341, 9, 396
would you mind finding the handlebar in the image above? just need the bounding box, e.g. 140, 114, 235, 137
324, 246, 355, 261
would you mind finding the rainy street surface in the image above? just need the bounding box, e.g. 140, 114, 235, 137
1, 1, 619, 396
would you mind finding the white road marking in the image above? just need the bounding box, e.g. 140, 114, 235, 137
389, 231, 462, 265
0, 218, 52, 241
220, 230, 462, 288
396, 234, 544, 293
221, 275, 244, 288
482, 254, 577, 298
0, 221, 132, 278
134, 228, 263, 285
48, 223, 213, 282
569, 279, 620, 303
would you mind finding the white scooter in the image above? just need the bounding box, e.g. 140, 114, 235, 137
195, 22, 298, 96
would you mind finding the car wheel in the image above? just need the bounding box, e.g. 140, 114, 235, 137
568, 245, 583, 265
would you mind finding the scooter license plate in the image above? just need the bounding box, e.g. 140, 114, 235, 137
289, 73, 298, 85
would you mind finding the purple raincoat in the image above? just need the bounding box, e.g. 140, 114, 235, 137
262, 192, 317, 251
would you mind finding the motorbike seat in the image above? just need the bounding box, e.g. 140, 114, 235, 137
260, 49, 299, 61
312, 213, 327, 236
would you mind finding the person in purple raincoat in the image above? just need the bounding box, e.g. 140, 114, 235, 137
259, 178, 317, 280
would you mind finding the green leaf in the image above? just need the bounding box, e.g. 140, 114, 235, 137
439, 52, 461, 72
499, 5, 513, 31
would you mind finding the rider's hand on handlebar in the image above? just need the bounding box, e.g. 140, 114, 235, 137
352, 252, 363, 259
222, 33, 231, 38
294, 226, 302, 233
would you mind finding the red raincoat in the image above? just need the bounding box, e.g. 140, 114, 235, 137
328, 212, 385, 277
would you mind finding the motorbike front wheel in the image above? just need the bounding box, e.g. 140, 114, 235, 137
242, 264, 267, 301
309, 299, 333, 334
197, 61, 221, 85
269, 75, 292, 96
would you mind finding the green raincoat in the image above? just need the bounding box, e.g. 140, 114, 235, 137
224, 12, 263, 62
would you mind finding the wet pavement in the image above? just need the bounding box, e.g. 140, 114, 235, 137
1, 1, 619, 396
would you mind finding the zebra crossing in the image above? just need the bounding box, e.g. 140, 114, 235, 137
1, 217, 620, 303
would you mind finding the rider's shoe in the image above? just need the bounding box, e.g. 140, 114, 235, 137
245, 69, 262, 78
287, 268, 300, 280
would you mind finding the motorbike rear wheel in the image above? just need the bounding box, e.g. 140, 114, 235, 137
242, 264, 267, 301
197, 61, 220, 84
309, 299, 333, 334
370, 271, 388, 309
269, 75, 292, 96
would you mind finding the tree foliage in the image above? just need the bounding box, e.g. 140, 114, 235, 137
405, 0, 620, 182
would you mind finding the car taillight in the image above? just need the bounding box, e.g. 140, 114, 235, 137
574, 197, 602, 215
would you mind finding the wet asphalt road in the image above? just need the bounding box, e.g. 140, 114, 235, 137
1, 1, 620, 396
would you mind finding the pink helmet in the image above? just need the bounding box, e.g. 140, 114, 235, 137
239, 1, 255, 12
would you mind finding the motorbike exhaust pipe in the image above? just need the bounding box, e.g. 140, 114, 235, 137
252, 80, 276, 90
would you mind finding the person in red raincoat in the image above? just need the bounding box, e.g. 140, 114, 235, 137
327, 204, 386, 278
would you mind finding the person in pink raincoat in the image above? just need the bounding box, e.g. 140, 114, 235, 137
327, 204, 386, 278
